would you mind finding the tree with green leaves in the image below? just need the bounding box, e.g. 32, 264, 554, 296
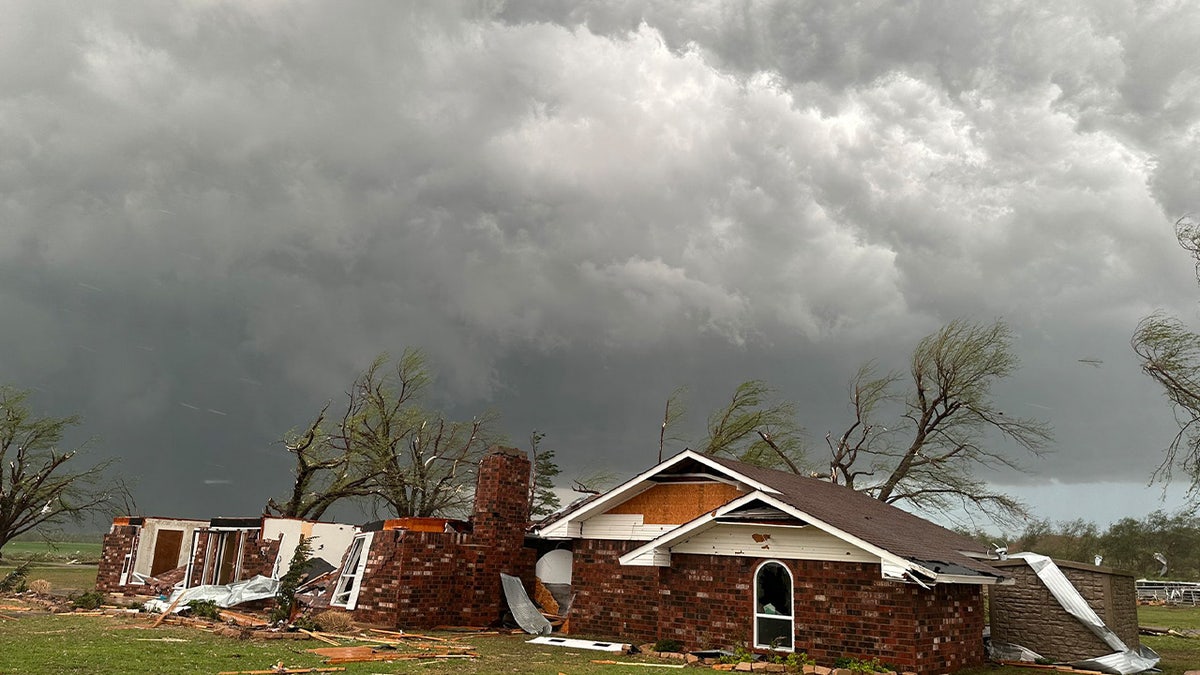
337, 350, 499, 518
0, 386, 125, 558
265, 404, 376, 520
528, 431, 562, 518
699, 380, 807, 473
1133, 215, 1200, 495
267, 349, 502, 520
826, 319, 1052, 526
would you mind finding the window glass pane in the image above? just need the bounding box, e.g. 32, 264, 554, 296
755, 563, 792, 616
757, 616, 793, 650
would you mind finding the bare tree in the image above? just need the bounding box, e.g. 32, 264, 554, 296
658, 386, 688, 463
1133, 215, 1200, 494
0, 386, 125, 558
829, 319, 1052, 526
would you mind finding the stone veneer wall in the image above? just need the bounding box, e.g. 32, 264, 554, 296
570, 540, 985, 675
988, 558, 1139, 661
96, 524, 140, 592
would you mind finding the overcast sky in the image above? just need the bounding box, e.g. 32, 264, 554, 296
3, 1, 1199, 530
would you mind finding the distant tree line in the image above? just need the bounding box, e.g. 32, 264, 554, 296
958, 510, 1200, 580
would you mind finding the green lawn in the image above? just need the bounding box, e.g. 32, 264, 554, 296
0, 540, 102, 563
0, 613, 681, 675
0, 596, 1196, 674
0, 562, 99, 595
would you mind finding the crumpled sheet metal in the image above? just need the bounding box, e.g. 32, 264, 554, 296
1007, 553, 1160, 675
501, 573, 552, 635
148, 574, 280, 613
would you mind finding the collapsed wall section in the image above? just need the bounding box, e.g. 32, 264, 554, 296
329, 445, 536, 628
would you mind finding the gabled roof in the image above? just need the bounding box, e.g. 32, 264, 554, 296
702, 455, 999, 578
536, 449, 1002, 582
534, 449, 780, 539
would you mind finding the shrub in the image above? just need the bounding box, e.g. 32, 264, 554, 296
185, 599, 221, 620
0, 562, 30, 593
314, 609, 355, 633
652, 638, 685, 653
27, 579, 51, 595
270, 535, 314, 624
835, 656, 887, 674
71, 590, 105, 610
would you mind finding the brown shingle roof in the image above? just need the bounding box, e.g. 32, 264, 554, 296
704, 455, 1002, 578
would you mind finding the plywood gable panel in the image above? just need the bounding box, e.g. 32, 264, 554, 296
604, 482, 743, 524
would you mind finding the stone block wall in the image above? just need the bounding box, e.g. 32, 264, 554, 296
569, 546, 985, 675
96, 523, 140, 592
989, 558, 1139, 661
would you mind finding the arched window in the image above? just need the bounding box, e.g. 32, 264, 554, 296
754, 560, 794, 651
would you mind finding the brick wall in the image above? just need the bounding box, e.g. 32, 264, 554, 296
96, 524, 140, 592
989, 558, 1139, 661
338, 446, 537, 629
569, 544, 985, 675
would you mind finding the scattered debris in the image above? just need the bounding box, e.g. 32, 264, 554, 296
501, 573, 552, 635
528, 636, 631, 652
591, 660, 685, 668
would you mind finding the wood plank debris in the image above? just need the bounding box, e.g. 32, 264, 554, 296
216, 662, 345, 667
996, 661, 1106, 674
590, 660, 686, 668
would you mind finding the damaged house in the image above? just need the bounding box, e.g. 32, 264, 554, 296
97, 515, 358, 595
532, 450, 1007, 675
98, 446, 1008, 675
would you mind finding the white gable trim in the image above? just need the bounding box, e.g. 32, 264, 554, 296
535, 449, 779, 540
619, 491, 933, 580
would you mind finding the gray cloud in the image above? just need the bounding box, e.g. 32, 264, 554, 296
0, 1, 1196, 521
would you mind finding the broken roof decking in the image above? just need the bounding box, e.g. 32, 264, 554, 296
536, 449, 1004, 585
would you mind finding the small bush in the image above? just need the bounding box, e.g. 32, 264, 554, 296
653, 638, 684, 653
0, 562, 31, 593
27, 579, 51, 595
313, 609, 355, 633
185, 599, 221, 620
291, 614, 321, 632
835, 656, 888, 674
717, 646, 757, 664
71, 590, 105, 610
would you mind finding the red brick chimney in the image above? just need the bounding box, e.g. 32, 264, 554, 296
472, 445, 531, 544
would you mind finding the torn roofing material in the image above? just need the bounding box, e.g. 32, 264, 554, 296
1007, 553, 1159, 675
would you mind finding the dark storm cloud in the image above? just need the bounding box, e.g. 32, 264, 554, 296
1, 0, 1197, 520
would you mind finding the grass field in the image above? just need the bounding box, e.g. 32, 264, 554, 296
0, 613, 683, 675
0, 539, 102, 563
0, 606, 1194, 675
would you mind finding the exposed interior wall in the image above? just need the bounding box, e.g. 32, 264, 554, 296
569, 540, 985, 675
131, 518, 207, 577
988, 558, 1140, 661
261, 518, 358, 578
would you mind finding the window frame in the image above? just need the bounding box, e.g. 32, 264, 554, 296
753, 559, 795, 652
330, 532, 373, 610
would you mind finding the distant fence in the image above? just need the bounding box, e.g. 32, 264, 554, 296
1136, 579, 1200, 606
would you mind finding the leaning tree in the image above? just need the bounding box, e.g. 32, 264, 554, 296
0, 386, 123, 557
1133, 215, 1200, 496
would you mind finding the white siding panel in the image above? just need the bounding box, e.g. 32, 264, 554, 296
671, 524, 879, 563
579, 514, 677, 541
